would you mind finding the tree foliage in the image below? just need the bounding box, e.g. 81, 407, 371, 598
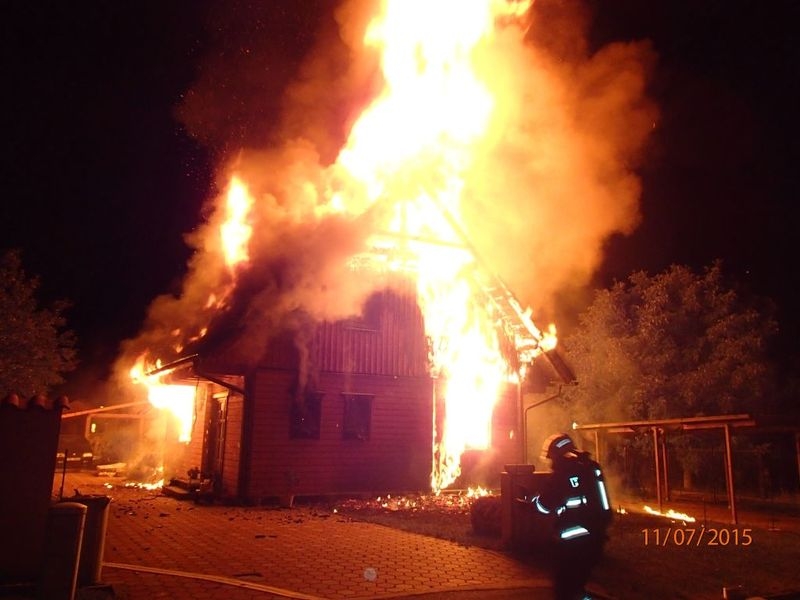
561, 262, 778, 426
0, 250, 77, 397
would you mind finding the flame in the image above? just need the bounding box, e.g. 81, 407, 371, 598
125, 479, 165, 491
643, 505, 697, 523
220, 176, 254, 269
130, 356, 196, 443
127, 0, 558, 489
466, 486, 491, 498
128, 178, 254, 437
336, 0, 544, 491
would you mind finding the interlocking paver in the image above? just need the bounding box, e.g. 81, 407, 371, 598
53, 472, 554, 600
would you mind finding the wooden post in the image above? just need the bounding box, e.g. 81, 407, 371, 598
661, 430, 670, 502
795, 433, 800, 492
517, 382, 525, 464
723, 424, 737, 525
653, 426, 662, 512
594, 429, 601, 463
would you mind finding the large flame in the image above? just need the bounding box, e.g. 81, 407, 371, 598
130, 177, 256, 439
334, 0, 539, 490
220, 176, 254, 270
130, 357, 195, 443
130, 0, 555, 491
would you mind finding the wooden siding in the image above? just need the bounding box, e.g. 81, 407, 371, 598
220, 391, 243, 498
245, 369, 433, 499
166, 381, 243, 500
314, 288, 428, 377
260, 287, 429, 378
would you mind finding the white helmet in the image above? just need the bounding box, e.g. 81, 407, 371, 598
541, 432, 577, 461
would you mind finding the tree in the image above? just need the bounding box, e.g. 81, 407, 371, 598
560, 262, 778, 489
0, 250, 77, 397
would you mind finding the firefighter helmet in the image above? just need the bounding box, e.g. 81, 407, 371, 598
542, 432, 577, 461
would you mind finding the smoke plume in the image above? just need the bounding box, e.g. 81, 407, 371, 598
114, 0, 656, 380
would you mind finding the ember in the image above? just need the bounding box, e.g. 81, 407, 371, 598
124, 480, 165, 492
338, 489, 495, 515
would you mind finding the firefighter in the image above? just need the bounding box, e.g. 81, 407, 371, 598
530, 433, 612, 600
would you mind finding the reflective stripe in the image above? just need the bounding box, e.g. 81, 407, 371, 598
565, 495, 586, 508
560, 525, 590, 540
533, 496, 550, 515
597, 480, 610, 511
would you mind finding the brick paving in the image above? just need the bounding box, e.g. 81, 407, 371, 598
55, 473, 554, 600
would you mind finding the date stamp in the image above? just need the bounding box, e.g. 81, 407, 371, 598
641, 527, 753, 547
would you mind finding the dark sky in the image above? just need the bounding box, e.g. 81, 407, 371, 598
590, 1, 800, 293
1, 1, 799, 395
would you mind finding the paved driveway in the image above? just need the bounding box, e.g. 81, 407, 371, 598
54, 473, 560, 600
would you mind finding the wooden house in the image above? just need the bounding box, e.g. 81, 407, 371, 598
155, 273, 572, 503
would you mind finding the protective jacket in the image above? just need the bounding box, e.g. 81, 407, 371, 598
532, 451, 612, 543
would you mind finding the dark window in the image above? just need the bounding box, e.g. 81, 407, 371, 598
290, 392, 323, 440
342, 394, 373, 441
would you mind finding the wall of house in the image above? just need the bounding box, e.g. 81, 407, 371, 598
245, 369, 433, 499
258, 285, 430, 378
220, 391, 243, 498
239, 286, 433, 500
313, 290, 429, 377
233, 285, 539, 499
167, 380, 245, 500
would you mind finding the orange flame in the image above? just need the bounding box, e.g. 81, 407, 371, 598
129, 177, 254, 436
220, 176, 254, 270
128, 0, 557, 488
643, 505, 697, 523
329, 0, 545, 491
130, 356, 196, 443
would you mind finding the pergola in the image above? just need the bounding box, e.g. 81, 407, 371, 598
62, 400, 152, 438
574, 414, 756, 524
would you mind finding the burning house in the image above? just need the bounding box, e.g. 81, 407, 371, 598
129, 221, 571, 502
114, 1, 654, 502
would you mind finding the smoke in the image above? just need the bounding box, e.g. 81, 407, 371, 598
113, 0, 656, 381
461, 1, 658, 324
111, 0, 380, 381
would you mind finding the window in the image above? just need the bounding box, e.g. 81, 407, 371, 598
290, 392, 323, 440
342, 394, 373, 441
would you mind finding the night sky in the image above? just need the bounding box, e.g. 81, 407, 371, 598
1, 1, 799, 397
